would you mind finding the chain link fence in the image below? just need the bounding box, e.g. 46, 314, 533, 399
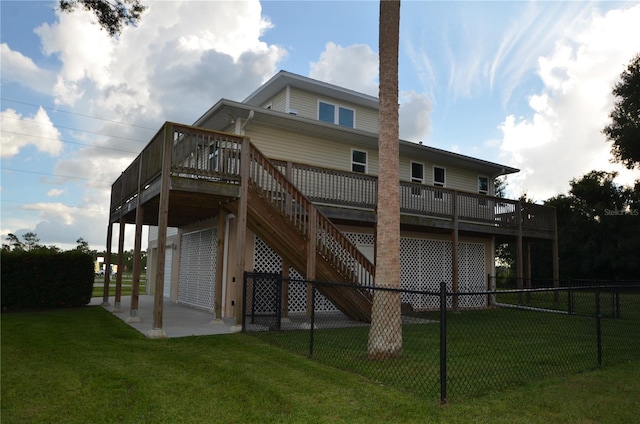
243, 272, 640, 402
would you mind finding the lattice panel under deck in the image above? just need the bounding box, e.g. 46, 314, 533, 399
254, 236, 337, 313
178, 228, 216, 311
457, 242, 486, 308
400, 238, 453, 309
399, 238, 486, 310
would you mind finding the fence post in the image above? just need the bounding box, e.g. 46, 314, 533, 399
568, 277, 573, 315
439, 280, 447, 405
309, 282, 316, 358
596, 285, 602, 366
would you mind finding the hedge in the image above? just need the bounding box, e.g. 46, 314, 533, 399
1, 251, 94, 311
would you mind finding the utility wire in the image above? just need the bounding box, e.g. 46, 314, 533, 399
0, 167, 114, 184
0, 114, 148, 144
1, 97, 157, 131
1, 130, 140, 154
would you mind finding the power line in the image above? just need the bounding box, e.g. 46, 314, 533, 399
0, 97, 158, 131
0, 114, 148, 144
0, 167, 114, 184
1, 130, 140, 154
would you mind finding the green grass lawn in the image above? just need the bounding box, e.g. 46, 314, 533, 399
2, 306, 639, 423
254, 307, 639, 399
92, 276, 146, 297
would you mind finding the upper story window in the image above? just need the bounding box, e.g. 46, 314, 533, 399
478, 176, 489, 194
433, 166, 446, 187
411, 162, 424, 183
352, 149, 367, 173
319, 101, 355, 128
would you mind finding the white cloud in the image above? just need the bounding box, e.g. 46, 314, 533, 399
0, 107, 63, 158
310, 42, 379, 96
46, 188, 65, 197
399, 90, 432, 142
497, 5, 640, 201
0, 43, 55, 93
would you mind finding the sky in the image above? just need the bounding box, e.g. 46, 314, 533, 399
1, 0, 639, 252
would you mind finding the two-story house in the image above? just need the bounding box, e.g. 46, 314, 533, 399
102, 71, 558, 337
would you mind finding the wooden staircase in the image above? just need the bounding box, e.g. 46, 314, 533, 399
227, 141, 374, 322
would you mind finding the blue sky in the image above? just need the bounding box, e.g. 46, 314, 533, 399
1, 0, 639, 251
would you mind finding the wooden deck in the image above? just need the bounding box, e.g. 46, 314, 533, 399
110, 123, 556, 240
106, 122, 558, 326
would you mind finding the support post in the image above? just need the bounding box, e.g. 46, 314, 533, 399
306, 208, 317, 320
282, 259, 290, 319
149, 123, 173, 339
234, 138, 250, 326
552, 208, 560, 303
113, 216, 125, 313
101, 222, 113, 306
525, 240, 532, 304
451, 191, 459, 312
214, 211, 226, 320
516, 201, 524, 304
128, 203, 144, 323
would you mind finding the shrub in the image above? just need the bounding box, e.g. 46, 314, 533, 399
1, 251, 94, 311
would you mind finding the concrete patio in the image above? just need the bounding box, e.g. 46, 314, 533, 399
90, 295, 239, 338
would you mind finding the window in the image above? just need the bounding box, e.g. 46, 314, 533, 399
319, 101, 355, 128
411, 162, 424, 183
433, 167, 445, 187
478, 176, 489, 206
411, 162, 424, 195
352, 149, 367, 173
478, 176, 488, 194
319, 102, 335, 123
338, 106, 354, 127
433, 166, 445, 199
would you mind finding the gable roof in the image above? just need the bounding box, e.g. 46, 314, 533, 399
193, 70, 519, 178
243, 70, 380, 110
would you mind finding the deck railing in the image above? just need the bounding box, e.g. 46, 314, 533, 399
110, 123, 556, 236
273, 159, 555, 233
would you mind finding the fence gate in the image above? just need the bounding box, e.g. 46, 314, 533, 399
242, 272, 283, 331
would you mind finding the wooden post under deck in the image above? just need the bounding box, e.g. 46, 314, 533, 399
128, 203, 144, 323
552, 209, 560, 303
516, 201, 524, 303
149, 123, 173, 338
451, 191, 459, 312
101, 223, 113, 306
113, 216, 126, 312
282, 259, 290, 319
234, 138, 250, 326
214, 211, 226, 320
306, 208, 317, 320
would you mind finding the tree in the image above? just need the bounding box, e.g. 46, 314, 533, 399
367, 0, 403, 359
58, 0, 146, 37
22, 232, 41, 251
603, 53, 640, 169
5, 233, 24, 251
544, 170, 639, 279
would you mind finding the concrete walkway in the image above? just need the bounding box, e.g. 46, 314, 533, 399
90, 295, 239, 338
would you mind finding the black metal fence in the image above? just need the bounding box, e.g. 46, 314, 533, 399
243, 272, 640, 403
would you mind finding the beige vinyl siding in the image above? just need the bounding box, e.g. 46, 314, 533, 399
289, 88, 319, 119
399, 158, 478, 193
263, 90, 286, 112
245, 124, 380, 174
148, 226, 179, 242
288, 88, 379, 133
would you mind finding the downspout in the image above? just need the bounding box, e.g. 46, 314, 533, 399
234, 110, 254, 135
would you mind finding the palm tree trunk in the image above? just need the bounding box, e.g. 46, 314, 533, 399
367, 0, 402, 359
